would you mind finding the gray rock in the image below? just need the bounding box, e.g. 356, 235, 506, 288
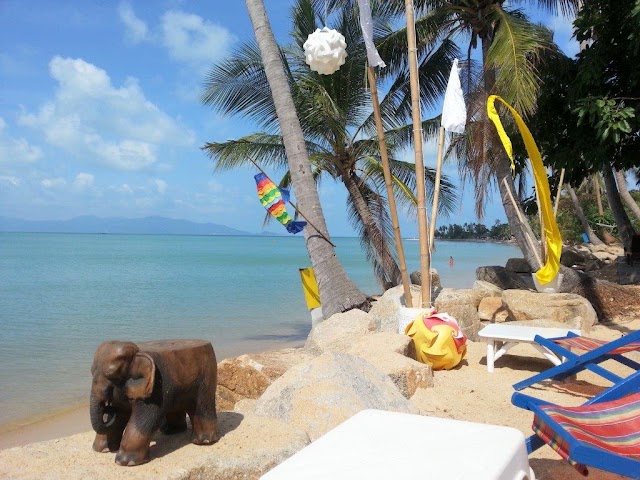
433, 288, 483, 340
254, 352, 418, 441
304, 309, 375, 355
347, 332, 433, 398
476, 266, 531, 290
505, 258, 532, 273
472, 280, 503, 297
502, 289, 597, 328
409, 268, 441, 289
369, 284, 426, 333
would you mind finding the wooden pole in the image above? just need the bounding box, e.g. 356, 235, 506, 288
593, 174, 604, 216
367, 66, 413, 307
404, 0, 431, 307
553, 168, 565, 217
502, 178, 543, 269
428, 126, 446, 251
534, 186, 547, 264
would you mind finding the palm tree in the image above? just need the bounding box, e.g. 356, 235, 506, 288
413, 0, 579, 272
615, 169, 640, 223
243, 0, 369, 317
204, 0, 458, 289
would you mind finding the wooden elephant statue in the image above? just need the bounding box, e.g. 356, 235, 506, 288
90, 339, 218, 466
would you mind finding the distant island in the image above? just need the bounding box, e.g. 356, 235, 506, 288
0, 215, 283, 236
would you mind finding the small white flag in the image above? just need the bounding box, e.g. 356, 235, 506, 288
441, 59, 466, 133
356, 0, 385, 68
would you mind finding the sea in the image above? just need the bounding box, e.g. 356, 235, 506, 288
0, 233, 520, 430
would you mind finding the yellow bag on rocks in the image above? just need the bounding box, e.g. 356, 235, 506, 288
405, 311, 467, 370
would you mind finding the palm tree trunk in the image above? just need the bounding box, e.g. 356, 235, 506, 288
615, 169, 640, 222
602, 163, 636, 250
495, 159, 543, 269
342, 172, 402, 288
245, 0, 368, 317
567, 185, 604, 245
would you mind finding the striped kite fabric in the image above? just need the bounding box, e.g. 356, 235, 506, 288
533, 392, 640, 476
554, 336, 640, 355
254, 173, 306, 234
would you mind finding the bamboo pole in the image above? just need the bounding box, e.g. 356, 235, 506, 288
367, 66, 413, 307
502, 178, 543, 269
428, 126, 446, 251
404, 0, 431, 307
553, 168, 565, 217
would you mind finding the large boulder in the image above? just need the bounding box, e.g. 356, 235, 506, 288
472, 280, 503, 297
0, 412, 309, 480
409, 268, 441, 289
305, 309, 375, 355
501, 289, 598, 328
505, 258, 531, 274
368, 284, 426, 333
254, 352, 418, 441
433, 288, 483, 340
347, 332, 433, 398
217, 348, 313, 410
476, 266, 532, 290
478, 296, 510, 322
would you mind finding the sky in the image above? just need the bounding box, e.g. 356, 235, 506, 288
0, 1, 579, 237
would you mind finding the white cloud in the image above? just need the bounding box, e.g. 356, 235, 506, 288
41, 177, 67, 188
161, 11, 236, 67
154, 179, 167, 194
0, 175, 20, 186
74, 173, 94, 189
208, 181, 224, 192
0, 116, 43, 164
18, 56, 194, 171
118, 2, 149, 43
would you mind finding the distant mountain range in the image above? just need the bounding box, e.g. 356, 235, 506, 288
0, 215, 278, 236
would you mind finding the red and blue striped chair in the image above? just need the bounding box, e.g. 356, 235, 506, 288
513, 329, 640, 391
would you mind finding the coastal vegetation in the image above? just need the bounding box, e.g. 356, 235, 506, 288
203, 0, 458, 289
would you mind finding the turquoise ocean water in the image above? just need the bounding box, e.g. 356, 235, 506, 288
0, 233, 520, 429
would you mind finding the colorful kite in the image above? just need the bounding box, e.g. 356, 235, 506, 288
254, 173, 307, 234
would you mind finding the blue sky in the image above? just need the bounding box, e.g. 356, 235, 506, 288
0, 1, 579, 237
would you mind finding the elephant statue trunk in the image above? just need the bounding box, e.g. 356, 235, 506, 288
90, 391, 117, 434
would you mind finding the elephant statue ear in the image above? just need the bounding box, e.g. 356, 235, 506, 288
124, 352, 155, 400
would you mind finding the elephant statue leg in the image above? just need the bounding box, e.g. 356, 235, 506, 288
92, 410, 130, 453
161, 411, 187, 435
189, 400, 219, 445
115, 405, 160, 466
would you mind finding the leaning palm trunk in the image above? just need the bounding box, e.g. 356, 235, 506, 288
342, 172, 402, 288
245, 0, 369, 317
602, 164, 636, 250
567, 185, 604, 245
615, 169, 640, 222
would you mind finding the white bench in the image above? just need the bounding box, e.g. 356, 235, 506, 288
261, 409, 535, 480
479, 324, 581, 373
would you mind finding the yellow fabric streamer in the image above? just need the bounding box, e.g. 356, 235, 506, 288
487, 95, 562, 285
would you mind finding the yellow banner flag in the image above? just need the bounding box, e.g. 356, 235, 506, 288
487, 95, 562, 285
299, 267, 321, 310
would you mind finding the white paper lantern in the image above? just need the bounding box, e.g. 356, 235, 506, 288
303, 27, 347, 75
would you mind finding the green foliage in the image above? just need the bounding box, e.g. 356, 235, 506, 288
436, 220, 511, 241
575, 97, 635, 144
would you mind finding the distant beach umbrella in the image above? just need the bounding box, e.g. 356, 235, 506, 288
303, 27, 347, 75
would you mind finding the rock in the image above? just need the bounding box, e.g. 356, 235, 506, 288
0, 412, 309, 480
602, 230, 619, 245
254, 352, 418, 441
507, 318, 584, 331
478, 297, 510, 322
472, 280, 503, 297
617, 256, 640, 285
476, 266, 531, 290
233, 398, 257, 415
347, 332, 433, 397
591, 250, 617, 263
501, 290, 598, 328
304, 309, 375, 355
433, 288, 483, 340
560, 249, 589, 268
217, 348, 313, 410
409, 268, 441, 289
369, 284, 429, 333
505, 258, 531, 273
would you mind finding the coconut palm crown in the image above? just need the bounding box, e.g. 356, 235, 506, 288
202, 0, 459, 288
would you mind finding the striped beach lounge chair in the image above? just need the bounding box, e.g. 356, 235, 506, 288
514, 329, 640, 392
513, 389, 640, 477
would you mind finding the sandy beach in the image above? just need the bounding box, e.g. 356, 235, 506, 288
1, 312, 638, 479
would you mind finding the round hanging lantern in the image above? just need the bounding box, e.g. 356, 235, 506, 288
303, 27, 347, 75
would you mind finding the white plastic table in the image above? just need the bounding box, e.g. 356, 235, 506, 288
479, 324, 581, 373
261, 409, 535, 480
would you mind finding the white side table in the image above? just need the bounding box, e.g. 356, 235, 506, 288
261, 409, 535, 480
479, 324, 581, 373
